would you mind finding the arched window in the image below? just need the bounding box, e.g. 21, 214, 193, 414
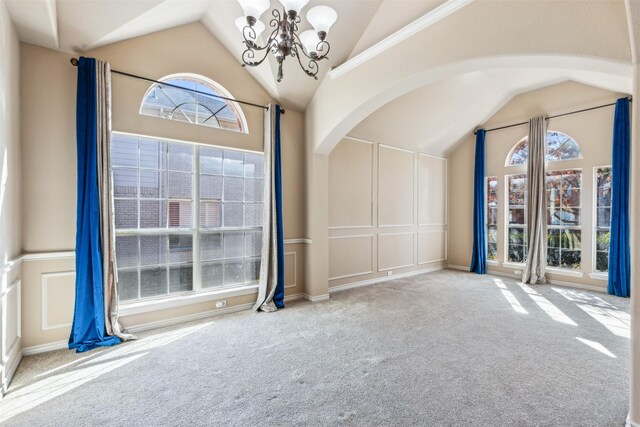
140, 74, 248, 134
506, 131, 582, 166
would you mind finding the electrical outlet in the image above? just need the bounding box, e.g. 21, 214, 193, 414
387, 270, 392, 276
215, 300, 227, 309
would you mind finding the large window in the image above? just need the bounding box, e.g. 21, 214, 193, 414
112, 133, 263, 302
507, 174, 527, 263
140, 75, 248, 134
487, 177, 498, 261
595, 167, 612, 272
546, 170, 582, 269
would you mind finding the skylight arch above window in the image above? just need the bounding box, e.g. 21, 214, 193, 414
507, 131, 582, 166
140, 74, 248, 134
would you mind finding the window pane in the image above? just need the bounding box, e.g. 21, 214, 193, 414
488, 243, 497, 261
597, 207, 611, 228
168, 201, 193, 228
224, 232, 244, 258
113, 168, 138, 197
223, 177, 244, 202
140, 266, 167, 298
201, 233, 224, 261
200, 201, 222, 228
245, 257, 261, 282
201, 175, 222, 200
487, 226, 498, 244
547, 229, 560, 249
223, 150, 244, 176
509, 227, 526, 245
169, 235, 193, 263
140, 170, 165, 198
560, 230, 581, 250
140, 200, 166, 229
244, 153, 264, 178
596, 251, 609, 272
168, 142, 193, 172
508, 244, 526, 263
245, 231, 262, 257
597, 187, 612, 207
139, 139, 163, 169
116, 236, 139, 268
114, 199, 138, 229
561, 250, 581, 269
509, 208, 526, 225
244, 178, 264, 202
547, 248, 560, 267
169, 264, 193, 293
596, 230, 610, 251
140, 235, 167, 266
117, 269, 139, 301
244, 204, 263, 227
487, 208, 498, 226
201, 261, 224, 288
112, 135, 138, 167
168, 171, 192, 198
223, 203, 243, 227
201, 147, 223, 175
597, 167, 612, 188
224, 259, 244, 285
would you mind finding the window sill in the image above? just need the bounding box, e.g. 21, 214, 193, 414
119, 284, 259, 317
589, 272, 608, 281
546, 267, 584, 278
502, 262, 524, 271
487, 260, 499, 265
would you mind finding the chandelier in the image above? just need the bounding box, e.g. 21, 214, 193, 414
236, 0, 337, 82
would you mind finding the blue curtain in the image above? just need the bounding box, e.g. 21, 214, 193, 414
608, 97, 631, 297
273, 105, 285, 308
69, 57, 121, 352
470, 129, 487, 274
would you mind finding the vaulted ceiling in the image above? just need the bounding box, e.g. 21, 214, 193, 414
3, 0, 637, 156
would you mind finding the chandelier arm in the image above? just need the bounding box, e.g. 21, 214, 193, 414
292, 45, 319, 80
242, 25, 279, 51
292, 41, 330, 62
242, 45, 272, 67
314, 40, 331, 59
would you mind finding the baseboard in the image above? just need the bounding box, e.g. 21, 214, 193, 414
22, 340, 68, 356
126, 302, 254, 334
329, 265, 445, 294
627, 413, 639, 427
449, 264, 607, 294
284, 293, 305, 302
304, 293, 330, 302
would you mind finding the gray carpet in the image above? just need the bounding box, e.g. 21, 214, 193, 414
1, 270, 630, 426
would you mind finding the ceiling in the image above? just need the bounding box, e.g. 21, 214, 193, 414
2, 0, 456, 110
3, 0, 635, 156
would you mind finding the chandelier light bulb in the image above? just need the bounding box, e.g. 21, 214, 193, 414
235, 17, 265, 40
299, 30, 320, 56
306, 5, 337, 38
238, 0, 270, 21
277, 0, 309, 15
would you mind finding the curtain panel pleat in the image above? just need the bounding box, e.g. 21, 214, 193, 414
470, 129, 487, 274
69, 57, 133, 353
254, 104, 285, 311
608, 98, 631, 297
522, 116, 547, 284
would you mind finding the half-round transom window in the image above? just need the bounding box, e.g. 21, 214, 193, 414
140, 74, 248, 134
507, 131, 582, 166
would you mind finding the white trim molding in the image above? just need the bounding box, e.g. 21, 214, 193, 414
330, 265, 445, 294
303, 293, 330, 302
546, 267, 584, 278
41, 271, 75, 331
284, 252, 297, 289
284, 238, 311, 245
589, 272, 609, 281
22, 251, 75, 262
329, 0, 473, 79
119, 284, 259, 317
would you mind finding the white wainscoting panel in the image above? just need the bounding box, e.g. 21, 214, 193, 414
41, 271, 75, 331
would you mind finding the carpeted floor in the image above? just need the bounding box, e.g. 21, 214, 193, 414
0, 269, 630, 426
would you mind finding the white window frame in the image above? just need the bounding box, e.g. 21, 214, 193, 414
112, 131, 264, 313
504, 173, 527, 266
591, 165, 612, 279
486, 176, 499, 264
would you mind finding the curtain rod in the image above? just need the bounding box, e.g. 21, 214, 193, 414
69, 58, 285, 114
473, 97, 632, 135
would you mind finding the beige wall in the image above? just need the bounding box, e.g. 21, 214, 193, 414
328, 137, 447, 290
448, 81, 630, 290
19, 23, 308, 350
0, 0, 22, 395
